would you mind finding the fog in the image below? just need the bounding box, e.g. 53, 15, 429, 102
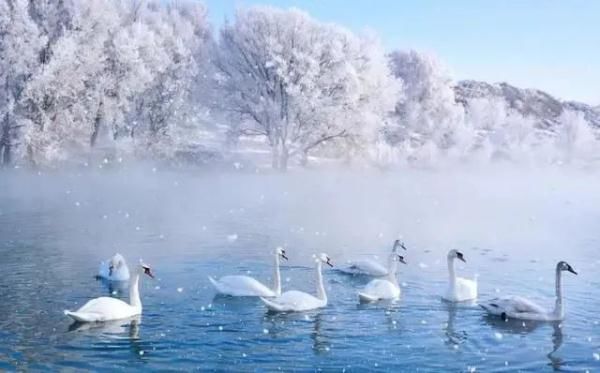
2, 164, 598, 267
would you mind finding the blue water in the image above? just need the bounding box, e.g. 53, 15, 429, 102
1, 167, 599, 371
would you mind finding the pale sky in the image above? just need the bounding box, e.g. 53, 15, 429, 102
203, 0, 600, 105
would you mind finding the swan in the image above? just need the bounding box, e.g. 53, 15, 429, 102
358, 254, 406, 302
443, 249, 477, 302
97, 253, 130, 282
260, 253, 333, 312
480, 261, 577, 321
65, 262, 154, 322
339, 240, 407, 276
208, 247, 288, 297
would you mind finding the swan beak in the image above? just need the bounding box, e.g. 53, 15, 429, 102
393, 240, 408, 252
568, 267, 577, 275
398, 255, 407, 264
108, 265, 114, 276
281, 252, 288, 261
457, 254, 466, 263
326, 259, 333, 267
144, 267, 155, 279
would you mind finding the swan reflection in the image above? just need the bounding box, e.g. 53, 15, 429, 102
483, 316, 564, 370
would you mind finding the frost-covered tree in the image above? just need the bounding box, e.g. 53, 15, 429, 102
0, 0, 46, 165
387, 50, 464, 150
555, 109, 599, 164
0, 0, 212, 166
462, 98, 538, 162
215, 7, 400, 170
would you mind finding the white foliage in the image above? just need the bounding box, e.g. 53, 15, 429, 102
216, 6, 401, 169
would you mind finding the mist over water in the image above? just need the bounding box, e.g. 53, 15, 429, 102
1, 165, 599, 371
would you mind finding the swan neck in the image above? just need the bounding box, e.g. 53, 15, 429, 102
315, 261, 326, 302
553, 266, 563, 318
447, 256, 456, 287
129, 273, 142, 310
273, 254, 281, 295
386, 254, 399, 286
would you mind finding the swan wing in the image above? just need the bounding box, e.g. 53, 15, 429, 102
98, 261, 110, 279
111, 266, 130, 282
481, 296, 549, 318
456, 277, 478, 300
262, 290, 324, 312
209, 275, 276, 297
359, 279, 400, 301
65, 297, 137, 322
340, 259, 388, 276
97, 259, 130, 282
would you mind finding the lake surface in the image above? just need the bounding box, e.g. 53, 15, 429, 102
1, 166, 599, 371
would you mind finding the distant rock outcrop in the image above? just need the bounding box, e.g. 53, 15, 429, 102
455, 80, 600, 129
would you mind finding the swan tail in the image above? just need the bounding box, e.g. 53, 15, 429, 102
358, 292, 378, 303
64, 310, 95, 323
479, 303, 502, 316
208, 276, 222, 292
259, 297, 286, 312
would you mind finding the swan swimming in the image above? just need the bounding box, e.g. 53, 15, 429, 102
358, 254, 406, 302
97, 253, 130, 282
260, 253, 333, 312
65, 261, 154, 323
208, 247, 288, 297
480, 261, 577, 321
339, 240, 407, 276
443, 249, 477, 302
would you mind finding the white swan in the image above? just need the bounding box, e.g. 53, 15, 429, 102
65, 262, 154, 323
443, 249, 477, 302
97, 253, 130, 282
481, 261, 577, 321
208, 247, 288, 297
339, 240, 407, 276
260, 253, 333, 312
358, 254, 406, 302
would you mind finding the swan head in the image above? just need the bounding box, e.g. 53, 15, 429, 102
396, 254, 407, 264
109, 253, 126, 276
139, 260, 155, 278
448, 249, 466, 263
557, 261, 577, 275
392, 240, 408, 252
276, 246, 288, 261
314, 253, 333, 267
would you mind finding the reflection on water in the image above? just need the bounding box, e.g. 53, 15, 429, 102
1, 169, 599, 371
443, 302, 468, 347
68, 315, 141, 338
483, 315, 565, 370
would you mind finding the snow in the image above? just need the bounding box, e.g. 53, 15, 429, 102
0, 2, 598, 170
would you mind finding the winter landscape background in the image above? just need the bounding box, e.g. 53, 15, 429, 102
2, 1, 600, 371
1, 0, 599, 171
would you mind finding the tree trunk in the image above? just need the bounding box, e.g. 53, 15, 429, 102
279, 143, 289, 171
0, 115, 10, 166
271, 139, 280, 169
300, 150, 308, 167
90, 100, 103, 147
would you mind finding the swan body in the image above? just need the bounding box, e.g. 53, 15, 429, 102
481, 261, 577, 321
97, 253, 130, 282
340, 258, 388, 276
208, 275, 277, 297
261, 253, 332, 312
442, 249, 477, 302
339, 240, 407, 276
209, 247, 287, 297
261, 290, 326, 312
65, 262, 154, 323
358, 254, 406, 302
